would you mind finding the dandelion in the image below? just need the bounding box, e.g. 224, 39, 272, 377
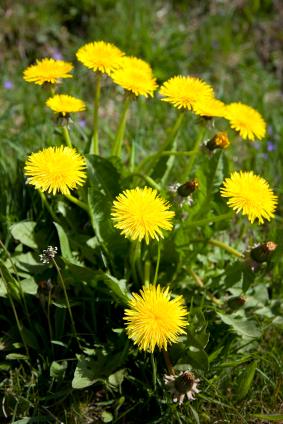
159, 75, 214, 110
193, 97, 226, 118
220, 171, 277, 224
124, 285, 188, 352
23, 58, 73, 85
46, 94, 86, 116
24, 146, 87, 195
164, 371, 200, 404
225, 102, 266, 141
111, 187, 175, 244
205, 132, 230, 151
76, 41, 124, 75
111, 56, 157, 97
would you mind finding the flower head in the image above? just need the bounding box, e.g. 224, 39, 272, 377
46, 94, 86, 116
76, 41, 124, 75
159, 75, 214, 110
25, 146, 87, 195
164, 371, 200, 404
111, 187, 175, 244
206, 132, 230, 151
23, 58, 73, 85
193, 97, 226, 118
111, 56, 157, 97
225, 102, 266, 141
39, 246, 58, 264
124, 285, 188, 352
220, 171, 277, 224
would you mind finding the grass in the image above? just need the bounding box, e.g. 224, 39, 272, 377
0, 0, 283, 423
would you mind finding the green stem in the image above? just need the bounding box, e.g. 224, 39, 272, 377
188, 267, 204, 288
0, 268, 29, 356
160, 150, 195, 157
62, 126, 72, 148
163, 349, 175, 375
151, 352, 157, 391
208, 239, 244, 259
131, 173, 161, 191
181, 237, 243, 259
64, 193, 89, 213
138, 111, 185, 175
130, 240, 141, 286
111, 94, 131, 158
47, 290, 54, 356
52, 258, 80, 346
144, 261, 151, 287
184, 125, 206, 177
185, 212, 233, 227
90, 71, 101, 155
38, 190, 58, 222
153, 243, 161, 285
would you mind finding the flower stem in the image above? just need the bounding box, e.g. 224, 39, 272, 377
184, 125, 206, 177
151, 352, 157, 391
208, 238, 244, 259
188, 267, 204, 288
153, 243, 161, 285
163, 349, 175, 375
90, 71, 101, 155
47, 290, 54, 356
130, 240, 141, 286
138, 111, 185, 175
131, 173, 161, 191
185, 212, 233, 227
62, 126, 73, 148
64, 193, 89, 213
111, 94, 131, 158
38, 190, 58, 222
52, 258, 80, 347
144, 261, 151, 287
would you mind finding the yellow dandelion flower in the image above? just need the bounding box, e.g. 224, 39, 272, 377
124, 284, 188, 352
193, 97, 226, 118
220, 171, 278, 224
111, 187, 175, 244
206, 132, 230, 150
225, 102, 266, 141
76, 41, 124, 75
25, 146, 87, 195
159, 75, 214, 110
23, 58, 73, 85
111, 56, 157, 97
46, 94, 86, 116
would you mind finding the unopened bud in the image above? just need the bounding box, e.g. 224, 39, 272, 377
177, 179, 199, 197
250, 241, 277, 263
206, 132, 230, 151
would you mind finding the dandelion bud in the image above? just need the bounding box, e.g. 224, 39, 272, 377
206, 132, 230, 151
164, 371, 200, 404
177, 179, 199, 197
250, 241, 277, 263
